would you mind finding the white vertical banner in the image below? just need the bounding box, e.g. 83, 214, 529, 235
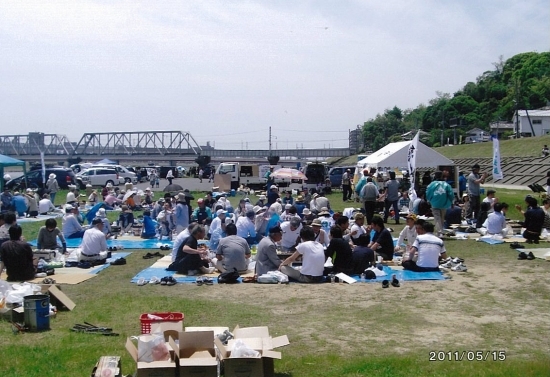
41, 152, 46, 185
407, 131, 420, 202
492, 136, 503, 180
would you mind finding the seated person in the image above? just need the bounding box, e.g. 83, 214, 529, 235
402, 221, 447, 272
37, 218, 67, 253
476, 202, 491, 229
280, 217, 303, 251
38, 194, 56, 215
325, 225, 353, 275
118, 205, 135, 233
96, 208, 112, 237
350, 213, 368, 244
192, 198, 212, 225
103, 191, 122, 210
0, 225, 36, 282
235, 210, 257, 245
24, 189, 38, 218
141, 210, 158, 239
11, 192, 27, 218
352, 234, 374, 272
255, 225, 283, 276
62, 205, 86, 239
166, 225, 210, 275
395, 214, 418, 257
88, 190, 99, 206
368, 216, 394, 261
79, 218, 108, 262
310, 218, 329, 246
156, 202, 175, 240
444, 202, 463, 229
215, 223, 251, 273
482, 203, 507, 235
279, 226, 325, 283
0, 212, 17, 247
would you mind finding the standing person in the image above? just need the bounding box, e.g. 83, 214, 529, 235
279, 226, 325, 283
46, 173, 60, 205
174, 193, 190, 234
467, 164, 487, 219
360, 177, 379, 224
426, 171, 454, 236
255, 225, 283, 276
0, 225, 35, 282
198, 168, 204, 183
458, 172, 467, 198
264, 166, 274, 191
166, 169, 174, 185
515, 196, 545, 244
383, 171, 400, 225
342, 169, 352, 202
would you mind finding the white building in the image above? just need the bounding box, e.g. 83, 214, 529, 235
513, 109, 550, 136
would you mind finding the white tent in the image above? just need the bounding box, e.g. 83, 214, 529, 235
356, 141, 454, 171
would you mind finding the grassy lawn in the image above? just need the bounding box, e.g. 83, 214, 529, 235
1, 189, 549, 377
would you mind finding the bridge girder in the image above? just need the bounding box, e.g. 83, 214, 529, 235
0, 133, 74, 156
73, 131, 202, 156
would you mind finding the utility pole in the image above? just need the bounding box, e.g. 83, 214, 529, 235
515, 79, 520, 138
268, 126, 272, 155
440, 111, 445, 146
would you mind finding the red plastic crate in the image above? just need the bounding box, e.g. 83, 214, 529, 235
140, 312, 184, 334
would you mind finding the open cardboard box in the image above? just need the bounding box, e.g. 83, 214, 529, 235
91, 356, 122, 377
39, 284, 76, 310
215, 326, 289, 377
126, 337, 176, 377
168, 331, 218, 377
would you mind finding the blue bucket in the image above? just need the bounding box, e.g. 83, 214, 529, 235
24, 294, 50, 332
230, 189, 236, 197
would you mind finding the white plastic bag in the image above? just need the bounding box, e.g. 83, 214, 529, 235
231, 339, 260, 358
134, 329, 170, 362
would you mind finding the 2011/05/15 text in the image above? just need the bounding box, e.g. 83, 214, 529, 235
429, 351, 506, 361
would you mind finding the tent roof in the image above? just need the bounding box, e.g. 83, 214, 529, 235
0, 154, 26, 167
357, 141, 454, 169
95, 158, 117, 164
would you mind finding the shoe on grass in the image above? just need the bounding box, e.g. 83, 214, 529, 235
451, 263, 468, 272
517, 252, 528, 260
382, 280, 389, 288
526, 252, 536, 260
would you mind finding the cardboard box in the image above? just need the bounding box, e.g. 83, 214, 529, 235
126, 337, 176, 377
33, 250, 57, 261
39, 284, 76, 311
215, 326, 289, 377
169, 331, 218, 377
91, 356, 122, 377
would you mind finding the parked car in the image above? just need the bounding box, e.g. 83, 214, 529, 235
92, 164, 138, 184
75, 168, 123, 188
5, 168, 77, 190
328, 166, 356, 187
126, 166, 149, 182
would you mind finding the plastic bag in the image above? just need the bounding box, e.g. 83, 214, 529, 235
134, 329, 170, 362
230, 339, 260, 358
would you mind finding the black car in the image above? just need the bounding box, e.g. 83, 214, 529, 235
5, 168, 77, 190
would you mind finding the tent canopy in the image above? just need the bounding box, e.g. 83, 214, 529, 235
0, 154, 27, 191
357, 141, 454, 170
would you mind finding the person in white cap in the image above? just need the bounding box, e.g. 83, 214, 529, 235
62, 204, 86, 239
46, 173, 59, 205
66, 185, 78, 205
96, 208, 112, 236
24, 189, 38, 218
255, 194, 267, 207
254, 206, 269, 239
280, 204, 294, 222
174, 192, 190, 234
208, 209, 227, 236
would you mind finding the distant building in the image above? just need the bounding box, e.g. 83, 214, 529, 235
465, 128, 490, 144
512, 109, 550, 137
489, 121, 514, 138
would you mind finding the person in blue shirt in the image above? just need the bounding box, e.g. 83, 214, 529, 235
141, 210, 157, 239
458, 172, 467, 198
282, 191, 294, 206
11, 192, 28, 217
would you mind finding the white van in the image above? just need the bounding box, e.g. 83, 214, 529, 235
92, 164, 138, 184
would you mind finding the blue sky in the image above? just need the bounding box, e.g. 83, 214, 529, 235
0, 1, 548, 150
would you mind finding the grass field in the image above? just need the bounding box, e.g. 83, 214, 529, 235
1, 189, 549, 377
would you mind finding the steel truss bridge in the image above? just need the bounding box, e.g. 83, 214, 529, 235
0, 131, 350, 163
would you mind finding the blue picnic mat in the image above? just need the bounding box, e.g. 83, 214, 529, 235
350, 266, 446, 283
29, 238, 174, 250
90, 252, 132, 273
130, 268, 221, 284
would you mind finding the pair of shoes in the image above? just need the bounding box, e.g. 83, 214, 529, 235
196, 277, 204, 286
203, 277, 214, 285
143, 253, 155, 259
391, 274, 400, 287
153, 252, 163, 257
382, 280, 390, 288
519, 251, 536, 260
451, 263, 468, 272
108, 246, 118, 251
110, 258, 126, 265
160, 245, 170, 251
77, 261, 92, 269
42, 278, 56, 284
510, 242, 524, 249
137, 277, 147, 286
160, 276, 177, 286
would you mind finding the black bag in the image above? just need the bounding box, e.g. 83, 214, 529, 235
217, 268, 240, 284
